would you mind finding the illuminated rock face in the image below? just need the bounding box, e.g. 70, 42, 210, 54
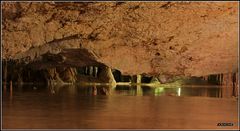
2, 2, 239, 77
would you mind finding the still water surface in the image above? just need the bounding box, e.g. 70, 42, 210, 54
2, 84, 238, 129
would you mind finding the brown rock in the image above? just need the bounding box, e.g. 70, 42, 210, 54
2, 2, 238, 77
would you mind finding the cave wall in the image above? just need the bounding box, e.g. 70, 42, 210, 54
2, 2, 239, 77
2, 60, 117, 85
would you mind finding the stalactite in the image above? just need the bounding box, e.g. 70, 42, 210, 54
216, 74, 220, 84
85, 67, 88, 75
16, 66, 23, 85
89, 66, 93, 76
222, 73, 226, 86
17, 73, 23, 85
3, 59, 8, 90
220, 72, 239, 97
93, 66, 98, 77
221, 74, 223, 85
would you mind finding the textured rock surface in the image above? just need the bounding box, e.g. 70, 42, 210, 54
2, 2, 239, 77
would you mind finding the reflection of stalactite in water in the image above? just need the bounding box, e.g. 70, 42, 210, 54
10, 80, 13, 100
93, 86, 97, 96
90, 86, 111, 96
221, 72, 238, 97
17, 67, 23, 85
232, 72, 238, 97
219, 74, 223, 85
201, 72, 238, 98
236, 72, 239, 96
100, 87, 110, 95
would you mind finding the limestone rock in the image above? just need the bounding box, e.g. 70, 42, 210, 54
2, 2, 238, 77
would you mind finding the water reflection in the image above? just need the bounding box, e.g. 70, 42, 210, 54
2, 83, 238, 129
4, 83, 238, 98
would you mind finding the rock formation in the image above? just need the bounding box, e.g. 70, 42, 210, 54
2, 2, 239, 79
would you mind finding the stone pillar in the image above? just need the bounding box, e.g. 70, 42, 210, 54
137, 75, 141, 84
98, 66, 116, 86
44, 68, 64, 85
57, 67, 77, 83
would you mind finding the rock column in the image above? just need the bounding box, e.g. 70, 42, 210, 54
98, 66, 117, 86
